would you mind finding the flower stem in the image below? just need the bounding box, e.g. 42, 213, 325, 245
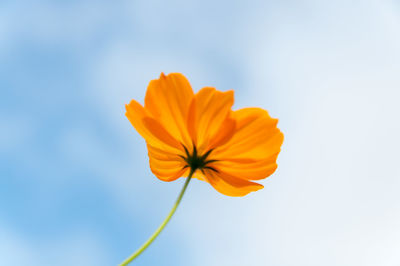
119, 169, 194, 266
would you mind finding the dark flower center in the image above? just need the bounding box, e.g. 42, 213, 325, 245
180, 144, 218, 173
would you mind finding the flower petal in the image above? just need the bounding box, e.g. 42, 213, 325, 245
213, 156, 279, 180
182, 168, 207, 181
147, 144, 186, 182
211, 108, 284, 181
214, 108, 284, 160
125, 100, 182, 154
142, 117, 182, 151
207, 117, 236, 150
144, 73, 194, 148
203, 169, 264, 197
187, 87, 234, 153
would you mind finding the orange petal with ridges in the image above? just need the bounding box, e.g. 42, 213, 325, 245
142, 117, 182, 151
214, 107, 284, 160
144, 73, 194, 149
187, 87, 234, 152
210, 107, 283, 182
125, 100, 181, 154
203, 169, 264, 197
207, 116, 236, 150
147, 144, 186, 182
213, 156, 279, 180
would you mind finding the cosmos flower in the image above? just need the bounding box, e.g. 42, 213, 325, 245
125, 72, 283, 197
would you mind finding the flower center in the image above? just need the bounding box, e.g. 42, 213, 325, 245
180, 145, 218, 173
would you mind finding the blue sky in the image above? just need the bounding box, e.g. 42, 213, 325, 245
1, 1, 400, 265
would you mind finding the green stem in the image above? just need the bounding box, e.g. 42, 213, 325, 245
119, 169, 194, 266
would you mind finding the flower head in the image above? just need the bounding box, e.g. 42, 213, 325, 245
126, 73, 284, 196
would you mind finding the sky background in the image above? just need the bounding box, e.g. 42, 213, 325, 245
1, 0, 400, 265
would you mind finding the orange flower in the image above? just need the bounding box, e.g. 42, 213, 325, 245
126, 73, 283, 196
